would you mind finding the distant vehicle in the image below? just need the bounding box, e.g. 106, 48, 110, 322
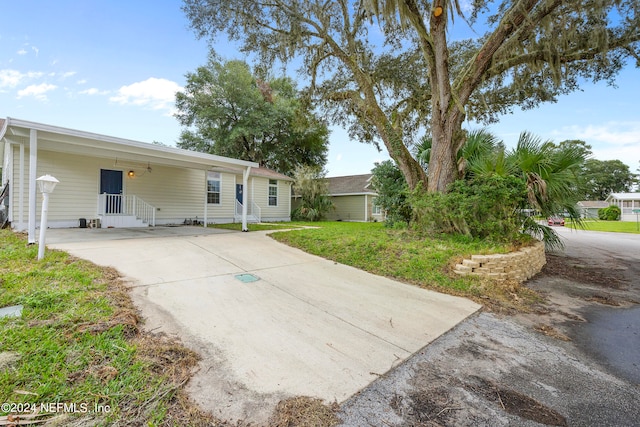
548, 217, 565, 226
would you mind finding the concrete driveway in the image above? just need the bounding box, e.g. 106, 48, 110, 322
49, 227, 480, 424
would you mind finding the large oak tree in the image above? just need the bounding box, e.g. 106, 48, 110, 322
175, 59, 329, 175
182, 0, 640, 191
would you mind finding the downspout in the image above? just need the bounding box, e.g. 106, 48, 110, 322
364, 194, 368, 222
242, 166, 251, 231
203, 170, 208, 227
19, 142, 24, 230
28, 129, 37, 243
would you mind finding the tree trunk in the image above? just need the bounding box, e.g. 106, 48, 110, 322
425, 1, 460, 193
427, 119, 459, 192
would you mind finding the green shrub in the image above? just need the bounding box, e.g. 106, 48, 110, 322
411, 176, 528, 242
291, 165, 334, 221
598, 205, 621, 221
370, 160, 412, 227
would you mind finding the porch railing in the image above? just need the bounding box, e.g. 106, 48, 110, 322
235, 200, 261, 223
98, 194, 156, 226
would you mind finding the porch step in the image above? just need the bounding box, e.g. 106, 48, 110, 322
99, 215, 148, 228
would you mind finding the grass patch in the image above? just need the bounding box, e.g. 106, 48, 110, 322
270, 222, 541, 311
567, 219, 640, 234
0, 230, 221, 426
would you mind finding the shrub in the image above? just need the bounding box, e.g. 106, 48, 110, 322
411, 175, 528, 242
370, 160, 413, 227
291, 165, 334, 221
598, 205, 621, 221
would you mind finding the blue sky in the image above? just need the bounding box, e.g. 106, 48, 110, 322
2, 1, 638, 177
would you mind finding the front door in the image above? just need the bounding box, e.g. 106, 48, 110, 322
236, 184, 243, 204
100, 169, 123, 214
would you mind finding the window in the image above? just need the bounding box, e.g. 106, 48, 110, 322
268, 179, 278, 206
207, 172, 221, 204
372, 198, 381, 215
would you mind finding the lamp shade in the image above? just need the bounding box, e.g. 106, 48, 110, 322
36, 174, 59, 194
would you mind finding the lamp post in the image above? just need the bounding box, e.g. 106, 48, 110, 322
36, 175, 59, 260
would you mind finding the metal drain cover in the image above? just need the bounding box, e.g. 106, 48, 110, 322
235, 273, 260, 283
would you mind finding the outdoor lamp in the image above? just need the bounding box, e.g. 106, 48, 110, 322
37, 174, 59, 194
128, 170, 135, 177
36, 174, 59, 260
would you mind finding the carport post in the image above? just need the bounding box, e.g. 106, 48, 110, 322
27, 129, 38, 243
242, 166, 251, 232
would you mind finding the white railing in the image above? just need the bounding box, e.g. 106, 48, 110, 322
235, 200, 261, 223
98, 194, 156, 226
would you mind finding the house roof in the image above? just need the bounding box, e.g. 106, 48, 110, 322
213, 165, 294, 181
577, 201, 609, 208
606, 193, 640, 201
326, 174, 376, 196
0, 117, 258, 172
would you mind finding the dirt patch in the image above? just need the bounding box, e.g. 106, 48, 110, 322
541, 254, 628, 289
463, 376, 567, 426
534, 324, 572, 341
269, 397, 339, 427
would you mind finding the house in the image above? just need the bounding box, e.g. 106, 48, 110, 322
324, 174, 384, 222
605, 193, 640, 221
576, 201, 609, 219
0, 117, 292, 242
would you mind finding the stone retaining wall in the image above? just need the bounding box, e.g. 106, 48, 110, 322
453, 241, 546, 282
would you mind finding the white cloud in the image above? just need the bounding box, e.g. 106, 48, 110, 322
109, 77, 182, 111
0, 69, 44, 88
336, 153, 343, 161
551, 121, 640, 168
17, 83, 57, 101
79, 87, 109, 96
552, 122, 640, 146
32, 46, 39, 56
17, 49, 27, 55
77, 79, 87, 85
60, 71, 77, 79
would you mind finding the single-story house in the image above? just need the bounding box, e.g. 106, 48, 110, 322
322, 174, 384, 222
0, 117, 292, 242
605, 193, 640, 221
576, 200, 609, 219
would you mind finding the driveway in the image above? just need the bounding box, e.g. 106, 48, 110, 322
49, 227, 480, 424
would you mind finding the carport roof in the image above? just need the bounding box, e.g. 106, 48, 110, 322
0, 117, 259, 171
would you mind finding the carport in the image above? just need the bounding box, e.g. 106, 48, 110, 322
49, 229, 480, 424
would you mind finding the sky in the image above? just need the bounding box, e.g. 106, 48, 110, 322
1, 1, 639, 177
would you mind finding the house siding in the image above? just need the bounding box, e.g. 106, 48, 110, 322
247, 176, 291, 221
327, 195, 366, 221
8, 149, 290, 228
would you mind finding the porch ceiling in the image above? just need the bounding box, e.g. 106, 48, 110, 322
1, 117, 258, 172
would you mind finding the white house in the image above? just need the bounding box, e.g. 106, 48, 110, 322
605, 193, 640, 221
0, 118, 292, 242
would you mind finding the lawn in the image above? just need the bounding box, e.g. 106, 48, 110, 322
0, 230, 218, 426
270, 221, 541, 310
567, 219, 640, 234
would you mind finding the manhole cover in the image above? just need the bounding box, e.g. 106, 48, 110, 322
235, 273, 260, 283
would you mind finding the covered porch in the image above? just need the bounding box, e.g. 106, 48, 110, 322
1, 118, 259, 243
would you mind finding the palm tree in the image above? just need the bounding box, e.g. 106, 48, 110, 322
468, 131, 586, 248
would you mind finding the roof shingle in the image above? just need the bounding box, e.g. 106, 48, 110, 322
326, 174, 375, 195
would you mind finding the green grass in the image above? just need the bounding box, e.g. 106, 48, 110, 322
568, 219, 640, 233
0, 230, 215, 426
270, 222, 540, 309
